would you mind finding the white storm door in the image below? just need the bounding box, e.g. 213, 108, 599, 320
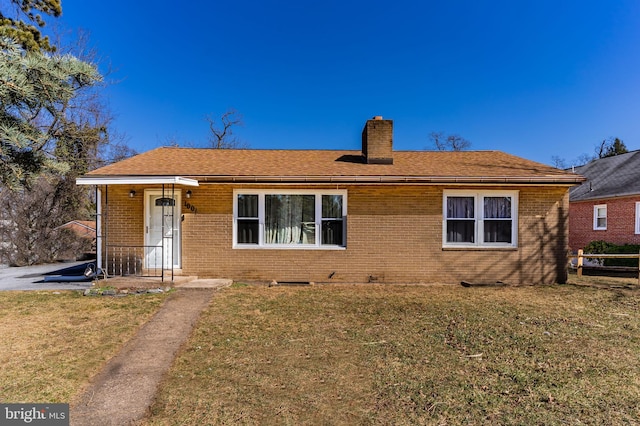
145, 191, 181, 269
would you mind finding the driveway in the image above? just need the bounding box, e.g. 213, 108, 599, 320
0, 261, 94, 291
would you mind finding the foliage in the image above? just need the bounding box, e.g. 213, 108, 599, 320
0, 30, 136, 265
584, 240, 639, 268
583, 240, 613, 254
428, 131, 471, 151
552, 137, 629, 168
0, 14, 134, 264
0, 0, 61, 52
0, 37, 102, 189
52, 28, 138, 169
597, 137, 628, 158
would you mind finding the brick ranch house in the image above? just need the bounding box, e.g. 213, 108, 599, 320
77, 117, 584, 285
569, 150, 640, 250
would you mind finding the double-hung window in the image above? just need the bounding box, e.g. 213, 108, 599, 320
234, 190, 346, 248
593, 204, 607, 230
635, 202, 640, 235
237, 194, 259, 244
443, 190, 518, 248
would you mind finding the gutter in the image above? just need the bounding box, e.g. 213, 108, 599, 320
78, 174, 585, 185
198, 175, 585, 185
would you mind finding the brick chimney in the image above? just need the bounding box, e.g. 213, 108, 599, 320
362, 116, 393, 164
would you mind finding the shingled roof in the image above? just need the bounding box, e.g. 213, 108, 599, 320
570, 150, 640, 201
82, 147, 583, 185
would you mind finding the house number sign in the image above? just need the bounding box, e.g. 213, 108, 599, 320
184, 200, 197, 214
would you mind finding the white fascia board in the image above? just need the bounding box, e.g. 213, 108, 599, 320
76, 176, 199, 186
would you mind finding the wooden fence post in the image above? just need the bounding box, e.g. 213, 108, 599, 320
577, 249, 584, 278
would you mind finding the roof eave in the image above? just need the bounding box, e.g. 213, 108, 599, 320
198, 175, 585, 184
76, 176, 199, 186
78, 174, 583, 185
571, 190, 640, 202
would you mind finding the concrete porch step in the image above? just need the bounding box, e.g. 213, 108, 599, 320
101, 275, 198, 289
97, 275, 233, 290
174, 278, 233, 289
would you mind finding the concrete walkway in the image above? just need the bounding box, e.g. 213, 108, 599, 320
70, 280, 231, 425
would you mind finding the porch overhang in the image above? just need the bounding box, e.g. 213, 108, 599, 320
76, 176, 199, 186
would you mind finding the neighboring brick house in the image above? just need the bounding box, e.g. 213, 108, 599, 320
56, 220, 96, 241
569, 151, 640, 250
77, 117, 583, 285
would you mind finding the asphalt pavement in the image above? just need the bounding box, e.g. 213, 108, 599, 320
0, 261, 94, 291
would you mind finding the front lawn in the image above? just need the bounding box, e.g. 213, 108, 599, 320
0, 291, 167, 402
145, 283, 640, 425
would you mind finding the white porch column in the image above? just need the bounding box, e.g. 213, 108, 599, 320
96, 188, 102, 271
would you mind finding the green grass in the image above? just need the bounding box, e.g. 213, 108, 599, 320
0, 290, 167, 403
145, 283, 640, 425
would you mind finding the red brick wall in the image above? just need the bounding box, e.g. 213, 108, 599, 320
569, 196, 640, 250
103, 184, 571, 285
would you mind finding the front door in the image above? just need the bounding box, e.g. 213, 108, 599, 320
145, 190, 181, 269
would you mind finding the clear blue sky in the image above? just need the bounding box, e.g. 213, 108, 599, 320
57, 0, 640, 165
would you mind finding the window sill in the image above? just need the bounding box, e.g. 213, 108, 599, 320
233, 245, 346, 250
442, 246, 518, 251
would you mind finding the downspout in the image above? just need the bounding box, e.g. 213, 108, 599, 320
96, 187, 102, 275
171, 183, 175, 282
104, 185, 109, 278
161, 184, 165, 283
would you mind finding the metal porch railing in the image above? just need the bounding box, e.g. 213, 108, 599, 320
105, 245, 166, 278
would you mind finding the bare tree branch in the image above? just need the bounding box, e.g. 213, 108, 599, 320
428, 131, 471, 151
596, 137, 628, 159
206, 108, 246, 149
550, 156, 567, 169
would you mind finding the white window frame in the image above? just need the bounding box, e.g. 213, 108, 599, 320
635, 202, 640, 234
233, 189, 347, 249
442, 190, 519, 248
593, 204, 607, 230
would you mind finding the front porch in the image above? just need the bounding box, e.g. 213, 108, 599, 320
76, 176, 199, 283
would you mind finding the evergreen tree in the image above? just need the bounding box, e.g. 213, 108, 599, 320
0, 0, 61, 52
0, 4, 133, 265
598, 137, 628, 158
0, 37, 102, 189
